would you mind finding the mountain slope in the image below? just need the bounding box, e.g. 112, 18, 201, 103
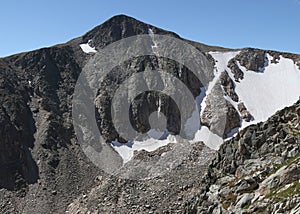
66, 100, 300, 214
0, 14, 299, 213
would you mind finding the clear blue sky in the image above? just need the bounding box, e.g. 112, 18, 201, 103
0, 0, 299, 57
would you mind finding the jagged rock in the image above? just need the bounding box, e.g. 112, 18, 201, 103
234, 48, 268, 72
201, 83, 241, 137
268, 50, 300, 69
235, 193, 254, 208
227, 58, 244, 81
225, 102, 242, 136
235, 177, 258, 193
220, 70, 239, 102
0, 37, 100, 213
0, 60, 38, 191
192, 100, 300, 213
238, 102, 253, 122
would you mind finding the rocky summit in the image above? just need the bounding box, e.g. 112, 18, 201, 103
0, 15, 299, 213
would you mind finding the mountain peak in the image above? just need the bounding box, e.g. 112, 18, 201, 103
78, 14, 179, 49
105, 14, 142, 24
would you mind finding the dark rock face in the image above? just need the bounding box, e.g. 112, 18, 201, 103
238, 102, 253, 122
224, 101, 241, 135
234, 48, 268, 72
227, 58, 244, 81
95, 56, 206, 143
77, 15, 180, 52
231, 48, 300, 71
0, 59, 38, 191
220, 70, 239, 102
268, 50, 300, 69
0, 46, 99, 213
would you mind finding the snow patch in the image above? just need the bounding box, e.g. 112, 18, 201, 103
148, 28, 158, 55
111, 135, 177, 163
209, 51, 240, 75
192, 126, 223, 150
80, 40, 97, 53
184, 87, 205, 139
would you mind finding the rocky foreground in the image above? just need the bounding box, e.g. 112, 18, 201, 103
196, 100, 300, 213
65, 100, 300, 214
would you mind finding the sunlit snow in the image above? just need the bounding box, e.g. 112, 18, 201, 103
210, 51, 300, 130
79, 41, 97, 53
111, 135, 177, 163
148, 28, 158, 55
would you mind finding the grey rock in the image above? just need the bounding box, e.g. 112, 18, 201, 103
234, 49, 268, 72
236, 193, 254, 208
227, 58, 244, 81
220, 70, 239, 102
238, 102, 253, 122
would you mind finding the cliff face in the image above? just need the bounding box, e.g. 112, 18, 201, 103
0, 44, 100, 213
0, 59, 37, 191
0, 15, 299, 213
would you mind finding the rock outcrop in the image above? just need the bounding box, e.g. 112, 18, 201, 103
238, 102, 253, 122
234, 48, 268, 72
0, 59, 38, 192
220, 70, 239, 102
194, 100, 300, 213
201, 81, 241, 137
227, 58, 244, 81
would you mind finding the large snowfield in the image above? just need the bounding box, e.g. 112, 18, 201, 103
210, 51, 300, 129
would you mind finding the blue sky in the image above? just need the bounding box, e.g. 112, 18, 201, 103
0, 0, 299, 57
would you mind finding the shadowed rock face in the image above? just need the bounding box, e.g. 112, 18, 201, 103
0, 59, 38, 191
95, 55, 207, 143
220, 70, 239, 102
0, 46, 99, 213
0, 14, 300, 213
227, 58, 244, 81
